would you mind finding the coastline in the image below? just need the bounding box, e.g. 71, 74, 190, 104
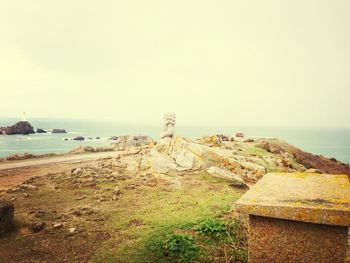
1, 134, 349, 262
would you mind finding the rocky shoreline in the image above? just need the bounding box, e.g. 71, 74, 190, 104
1, 133, 349, 262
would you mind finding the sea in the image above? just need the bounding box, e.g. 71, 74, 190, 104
0, 118, 349, 164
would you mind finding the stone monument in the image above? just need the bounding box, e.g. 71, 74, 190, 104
161, 113, 176, 140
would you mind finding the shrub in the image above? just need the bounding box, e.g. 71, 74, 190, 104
162, 233, 200, 262
196, 218, 227, 237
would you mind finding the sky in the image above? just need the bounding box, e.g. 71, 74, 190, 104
0, 0, 349, 127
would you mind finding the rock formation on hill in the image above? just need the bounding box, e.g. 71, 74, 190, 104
0, 121, 35, 135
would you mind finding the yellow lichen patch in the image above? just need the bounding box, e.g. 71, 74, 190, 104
235, 173, 350, 226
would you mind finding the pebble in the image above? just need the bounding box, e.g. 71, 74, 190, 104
53, 223, 63, 229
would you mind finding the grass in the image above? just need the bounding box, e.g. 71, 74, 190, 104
92, 172, 243, 262
1, 170, 246, 263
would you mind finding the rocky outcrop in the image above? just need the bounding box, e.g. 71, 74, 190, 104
111, 135, 154, 150
73, 136, 85, 141
69, 145, 114, 154
51, 129, 67, 134
258, 139, 350, 176
0, 200, 14, 232
206, 166, 246, 186
0, 121, 35, 135
36, 128, 47, 133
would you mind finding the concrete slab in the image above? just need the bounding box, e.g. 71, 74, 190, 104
235, 173, 350, 226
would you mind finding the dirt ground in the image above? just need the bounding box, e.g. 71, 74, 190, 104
0, 156, 246, 263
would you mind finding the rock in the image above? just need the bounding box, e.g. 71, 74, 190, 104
51, 129, 67, 134
206, 166, 245, 186
30, 221, 45, 232
69, 145, 113, 153
147, 148, 186, 175
0, 121, 35, 135
305, 168, 324, 174
96, 137, 101, 139
197, 135, 222, 147
244, 138, 254, 143
109, 136, 118, 141
36, 128, 47, 133
217, 134, 229, 141
68, 227, 76, 234
236, 132, 244, 138
53, 223, 63, 229
111, 135, 154, 148
73, 136, 85, 141
174, 149, 197, 169
112, 186, 121, 196
71, 168, 82, 176
0, 201, 14, 232
167, 137, 204, 169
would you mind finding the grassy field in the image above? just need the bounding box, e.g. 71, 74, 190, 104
0, 170, 247, 263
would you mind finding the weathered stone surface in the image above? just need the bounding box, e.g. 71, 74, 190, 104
0, 121, 35, 135
146, 149, 185, 174
248, 215, 348, 263
0, 200, 14, 232
112, 135, 154, 149
235, 173, 350, 226
206, 166, 245, 186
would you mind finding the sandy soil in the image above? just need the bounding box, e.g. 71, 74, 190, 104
0, 151, 119, 191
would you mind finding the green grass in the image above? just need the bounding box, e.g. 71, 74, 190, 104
241, 146, 270, 157
92, 172, 243, 262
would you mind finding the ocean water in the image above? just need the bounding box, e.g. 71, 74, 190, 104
0, 118, 349, 164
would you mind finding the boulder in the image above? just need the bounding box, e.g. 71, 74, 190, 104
146, 149, 186, 175
236, 132, 245, 138
36, 128, 47, 133
0, 121, 35, 135
206, 166, 245, 186
0, 200, 14, 232
73, 136, 85, 141
51, 129, 67, 134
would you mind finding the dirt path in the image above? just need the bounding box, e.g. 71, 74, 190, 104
0, 151, 120, 191
0, 151, 120, 171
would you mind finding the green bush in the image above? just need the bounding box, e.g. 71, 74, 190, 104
162, 233, 200, 262
196, 218, 227, 237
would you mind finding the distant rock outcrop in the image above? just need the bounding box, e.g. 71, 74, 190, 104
51, 129, 67, 134
36, 128, 47, 133
73, 136, 85, 141
258, 138, 350, 176
0, 121, 35, 135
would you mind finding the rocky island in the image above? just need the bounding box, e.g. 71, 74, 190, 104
0, 121, 35, 135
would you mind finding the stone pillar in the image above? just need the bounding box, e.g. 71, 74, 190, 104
160, 112, 176, 140
0, 200, 14, 233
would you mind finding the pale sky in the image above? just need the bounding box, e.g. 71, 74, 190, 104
0, 0, 349, 127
